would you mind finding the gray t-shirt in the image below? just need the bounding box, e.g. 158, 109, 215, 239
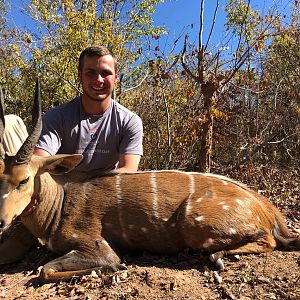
36, 96, 143, 172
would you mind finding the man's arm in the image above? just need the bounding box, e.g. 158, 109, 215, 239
117, 113, 143, 173
34, 148, 140, 173
116, 153, 141, 173
33, 147, 51, 156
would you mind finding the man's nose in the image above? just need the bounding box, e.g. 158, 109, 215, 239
96, 74, 104, 82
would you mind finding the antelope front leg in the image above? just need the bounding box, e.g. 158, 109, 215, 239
40, 240, 126, 282
0, 222, 38, 264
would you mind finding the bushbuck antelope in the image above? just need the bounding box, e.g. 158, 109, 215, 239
0, 80, 299, 283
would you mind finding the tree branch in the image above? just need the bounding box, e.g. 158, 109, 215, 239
180, 34, 199, 82
204, 0, 219, 53
121, 70, 149, 94
224, 131, 282, 172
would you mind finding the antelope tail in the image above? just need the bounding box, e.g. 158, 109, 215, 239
272, 221, 300, 250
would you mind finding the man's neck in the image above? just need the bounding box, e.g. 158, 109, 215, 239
81, 96, 112, 115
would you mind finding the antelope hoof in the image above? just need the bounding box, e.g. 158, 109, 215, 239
101, 262, 127, 274
118, 263, 128, 270
209, 252, 225, 270
39, 267, 55, 282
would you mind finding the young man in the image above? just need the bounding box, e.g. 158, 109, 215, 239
0, 45, 143, 264
34, 45, 143, 175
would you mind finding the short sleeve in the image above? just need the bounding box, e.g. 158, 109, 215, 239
119, 114, 143, 155
36, 109, 63, 155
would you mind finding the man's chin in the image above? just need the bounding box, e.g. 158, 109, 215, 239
88, 94, 110, 102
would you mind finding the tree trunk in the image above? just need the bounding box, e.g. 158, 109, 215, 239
199, 97, 213, 172
198, 81, 218, 173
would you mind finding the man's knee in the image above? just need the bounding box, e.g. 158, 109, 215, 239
3, 114, 28, 155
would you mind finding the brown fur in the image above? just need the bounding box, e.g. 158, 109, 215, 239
0, 164, 299, 282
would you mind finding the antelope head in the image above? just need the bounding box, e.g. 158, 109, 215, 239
0, 79, 43, 230
0, 80, 83, 231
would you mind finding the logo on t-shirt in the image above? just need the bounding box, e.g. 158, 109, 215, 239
90, 133, 98, 140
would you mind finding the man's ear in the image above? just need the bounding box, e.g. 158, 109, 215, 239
78, 69, 82, 83
38, 154, 83, 175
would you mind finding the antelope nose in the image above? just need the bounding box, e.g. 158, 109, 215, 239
0, 219, 5, 230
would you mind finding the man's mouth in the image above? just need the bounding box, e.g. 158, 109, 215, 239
92, 86, 105, 92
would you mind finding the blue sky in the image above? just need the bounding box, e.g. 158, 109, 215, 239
153, 0, 227, 47
7, 0, 227, 49
152, 0, 294, 52
7, 0, 294, 53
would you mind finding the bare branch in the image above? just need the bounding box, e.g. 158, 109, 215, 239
268, 133, 298, 144
222, 20, 274, 88
180, 34, 199, 82
228, 81, 267, 94
53, 71, 81, 94
233, 0, 251, 70
121, 70, 149, 94
204, 0, 219, 53
197, 0, 205, 80
224, 131, 282, 172
199, 0, 205, 50
166, 55, 180, 72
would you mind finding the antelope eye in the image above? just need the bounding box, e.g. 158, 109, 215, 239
17, 177, 30, 189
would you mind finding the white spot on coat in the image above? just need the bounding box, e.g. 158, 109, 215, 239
195, 216, 204, 222
222, 205, 230, 210
150, 173, 159, 219
235, 199, 244, 206
196, 197, 203, 203
116, 175, 128, 243
203, 238, 214, 248
102, 240, 110, 247
185, 174, 195, 215
229, 228, 237, 234
141, 227, 148, 233
116, 174, 122, 201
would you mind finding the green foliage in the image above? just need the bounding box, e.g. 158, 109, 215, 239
0, 0, 298, 171
2, 0, 165, 115
225, 0, 261, 42
0, 2, 34, 120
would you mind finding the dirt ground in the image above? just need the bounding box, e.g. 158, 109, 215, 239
0, 244, 299, 300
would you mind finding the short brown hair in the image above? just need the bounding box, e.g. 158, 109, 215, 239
78, 45, 116, 72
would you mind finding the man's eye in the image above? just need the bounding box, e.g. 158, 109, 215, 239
86, 71, 96, 77
101, 71, 112, 77
17, 177, 30, 189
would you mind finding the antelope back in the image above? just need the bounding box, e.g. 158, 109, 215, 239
60, 170, 287, 254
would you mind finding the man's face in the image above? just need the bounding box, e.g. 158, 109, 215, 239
79, 54, 117, 103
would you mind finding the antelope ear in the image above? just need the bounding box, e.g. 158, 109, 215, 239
0, 160, 4, 174
38, 154, 83, 175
